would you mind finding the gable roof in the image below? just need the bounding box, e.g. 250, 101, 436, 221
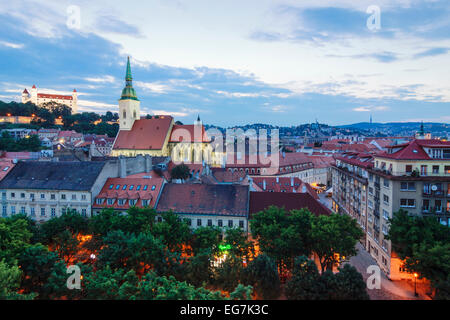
249, 191, 331, 218
113, 116, 173, 150
377, 139, 450, 160
156, 183, 249, 217
169, 124, 210, 143
0, 161, 106, 191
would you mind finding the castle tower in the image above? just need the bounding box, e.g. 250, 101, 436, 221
72, 89, 78, 114
30, 85, 38, 105
22, 89, 30, 103
118, 57, 140, 131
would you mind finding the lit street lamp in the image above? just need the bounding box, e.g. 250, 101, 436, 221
414, 273, 418, 297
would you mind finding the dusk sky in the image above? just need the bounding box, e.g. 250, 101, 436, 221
0, 0, 449, 127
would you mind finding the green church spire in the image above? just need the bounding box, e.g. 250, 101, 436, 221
120, 56, 139, 101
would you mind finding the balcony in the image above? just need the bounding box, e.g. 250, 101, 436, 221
423, 191, 448, 198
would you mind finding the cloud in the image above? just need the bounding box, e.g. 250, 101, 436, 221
135, 81, 172, 94
148, 109, 189, 117
413, 47, 449, 59
84, 75, 117, 84
0, 41, 24, 49
93, 14, 144, 38
353, 106, 389, 112
327, 52, 399, 63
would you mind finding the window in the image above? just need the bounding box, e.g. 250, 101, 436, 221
118, 199, 125, 205
108, 184, 114, 189
207, 219, 212, 227
239, 220, 244, 229
368, 200, 373, 209
2, 205, 7, 217
51, 208, 56, 217
136, 185, 141, 191
228, 220, 233, 228
40, 207, 45, 216
382, 209, 389, 221
197, 219, 202, 227
400, 199, 415, 208
400, 182, 416, 191
61, 207, 67, 215
40, 194, 45, 199
129, 185, 134, 190
1, 192, 6, 200
157, 216, 162, 223
435, 200, 442, 212
72, 194, 76, 200
432, 165, 440, 174
368, 187, 373, 195
405, 165, 413, 173
151, 185, 156, 191
50, 194, 56, 200
218, 219, 223, 227
11, 206, 15, 215
142, 199, 149, 206
107, 198, 115, 205
20, 207, 26, 214
143, 185, 148, 191
185, 218, 192, 226
11, 192, 15, 198
445, 166, 450, 174
96, 198, 104, 205
382, 225, 389, 235
421, 165, 427, 176
20, 193, 25, 198
61, 194, 66, 200
81, 209, 87, 217
129, 199, 136, 206
383, 179, 389, 188
115, 185, 121, 190
30, 207, 35, 217
122, 185, 127, 190
81, 194, 87, 201
383, 194, 389, 204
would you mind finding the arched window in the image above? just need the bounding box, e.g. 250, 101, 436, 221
123, 110, 126, 119
133, 110, 136, 118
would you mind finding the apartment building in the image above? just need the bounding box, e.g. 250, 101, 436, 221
365, 139, 450, 280
332, 152, 373, 247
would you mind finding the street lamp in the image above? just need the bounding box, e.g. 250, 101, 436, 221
414, 273, 418, 297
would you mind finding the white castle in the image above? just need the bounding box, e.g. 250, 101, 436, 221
22, 85, 78, 113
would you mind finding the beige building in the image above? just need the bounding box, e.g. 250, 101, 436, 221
365, 139, 450, 280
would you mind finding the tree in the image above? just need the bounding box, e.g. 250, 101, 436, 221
310, 213, 363, 272
171, 163, 191, 180
250, 207, 314, 274
224, 227, 254, 261
0, 216, 33, 264
17, 244, 59, 295
285, 256, 324, 300
322, 264, 369, 300
152, 211, 192, 252
214, 254, 244, 293
387, 209, 450, 298
191, 226, 222, 256
243, 254, 280, 299
0, 260, 36, 300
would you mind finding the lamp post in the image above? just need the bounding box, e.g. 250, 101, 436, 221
414, 273, 418, 297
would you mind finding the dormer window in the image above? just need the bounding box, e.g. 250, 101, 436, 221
107, 198, 115, 205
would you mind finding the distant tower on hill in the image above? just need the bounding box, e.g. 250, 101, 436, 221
415, 121, 431, 139
118, 57, 141, 131
370, 114, 373, 124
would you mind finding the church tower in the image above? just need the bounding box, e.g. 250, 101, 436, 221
119, 57, 140, 131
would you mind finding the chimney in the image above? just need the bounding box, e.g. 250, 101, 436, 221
119, 156, 126, 178
263, 179, 266, 190
145, 155, 152, 173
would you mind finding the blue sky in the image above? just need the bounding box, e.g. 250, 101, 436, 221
0, 0, 449, 127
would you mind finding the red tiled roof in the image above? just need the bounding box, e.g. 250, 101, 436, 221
169, 124, 210, 143
113, 116, 173, 150
93, 177, 164, 210
156, 183, 249, 217
211, 168, 248, 183
377, 139, 450, 160
37, 93, 73, 100
251, 176, 319, 199
0, 160, 15, 181
249, 191, 331, 218
335, 152, 374, 168
23, 88, 29, 94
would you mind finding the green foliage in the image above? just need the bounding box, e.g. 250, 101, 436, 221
152, 211, 192, 252
387, 209, 450, 298
285, 256, 369, 300
0, 132, 43, 152
0, 216, 33, 264
170, 163, 191, 180
250, 207, 314, 272
243, 254, 280, 299
191, 226, 222, 256
310, 213, 363, 272
0, 260, 36, 300
17, 244, 59, 294
214, 254, 244, 293
38, 210, 89, 244
224, 227, 254, 260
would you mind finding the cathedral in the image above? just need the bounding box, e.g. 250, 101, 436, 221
110, 57, 220, 166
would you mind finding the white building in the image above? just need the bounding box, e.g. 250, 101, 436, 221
22, 85, 78, 113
